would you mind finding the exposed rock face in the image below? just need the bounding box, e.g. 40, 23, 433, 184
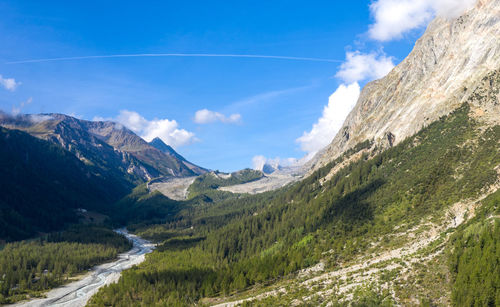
311, 0, 500, 171
0, 113, 206, 182
467, 69, 500, 125
218, 171, 301, 194
148, 137, 208, 175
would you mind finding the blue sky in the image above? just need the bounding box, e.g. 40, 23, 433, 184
0, 0, 473, 171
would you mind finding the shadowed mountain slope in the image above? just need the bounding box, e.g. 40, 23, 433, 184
0, 113, 206, 182
0, 127, 132, 241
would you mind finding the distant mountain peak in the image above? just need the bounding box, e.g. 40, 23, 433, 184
0, 112, 208, 180
148, 137, 208, 175
149, 137, 180, 157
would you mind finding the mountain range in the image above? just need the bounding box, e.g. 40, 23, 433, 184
0, 112, 207, 241
83, 1, 498, 305
0, 113, 207, 182
1, 0, 499, 305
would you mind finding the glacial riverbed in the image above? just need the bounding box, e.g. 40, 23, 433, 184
14, 229, 154, 307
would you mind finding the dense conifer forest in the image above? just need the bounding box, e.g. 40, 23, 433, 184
1, 103, 497, 306
0, 127, 132, 241
87, 104, 499, 305
0, 226, 131, 304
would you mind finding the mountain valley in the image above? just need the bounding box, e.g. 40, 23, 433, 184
0, 1, 499, 306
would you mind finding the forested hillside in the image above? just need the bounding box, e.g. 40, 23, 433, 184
0, 226, 131, 304
188, 169, 264, 196
0, 127, 132, 241
89, 102, 500, 306
0, 113, 206, 181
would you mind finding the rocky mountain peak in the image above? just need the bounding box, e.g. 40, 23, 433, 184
0, 113, 207, 180
149, 137, 183, 159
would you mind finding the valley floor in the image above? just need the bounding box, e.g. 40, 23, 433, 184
12, 230, 154, 307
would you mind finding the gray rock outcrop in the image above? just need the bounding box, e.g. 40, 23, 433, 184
310, 0, 500, 171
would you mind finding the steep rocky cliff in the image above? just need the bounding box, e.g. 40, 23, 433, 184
311, 0, 500, 171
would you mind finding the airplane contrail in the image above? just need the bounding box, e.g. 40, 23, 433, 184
5, 53, 343, 64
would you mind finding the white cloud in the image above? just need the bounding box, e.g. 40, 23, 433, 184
68, 112, 83, 119
296, 50, 394, 156
251, 155, 303, 172
11, 97, 33, 115
432, 0, 477, 18
92, 116, 107, 121
252, 155, 269, 171
114, 110, 196, 148
368, 0, 477, 41
335, 51, 395, 83
296, 83, 361, 155
193, 109, 241, 124
29, 114, 53, 123
0, 75, 20, 91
